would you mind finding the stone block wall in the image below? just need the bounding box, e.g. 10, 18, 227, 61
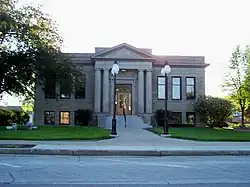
152, 66, 205, 125
34, 65, 95, 125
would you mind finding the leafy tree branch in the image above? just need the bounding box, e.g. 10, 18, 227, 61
0, 0, 84, 100
222, 45, 250, 126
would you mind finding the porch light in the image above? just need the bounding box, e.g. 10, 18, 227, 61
111, 60, 120, 75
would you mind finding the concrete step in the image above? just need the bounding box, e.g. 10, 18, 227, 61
103, 115, 148, 130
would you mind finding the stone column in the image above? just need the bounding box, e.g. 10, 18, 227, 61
94, 68, 101, 113
102, 68, 110, 113
137, 69, 144, 113
146, 69, 152, 114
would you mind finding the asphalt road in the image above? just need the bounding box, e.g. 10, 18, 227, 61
0, 155, 250, 187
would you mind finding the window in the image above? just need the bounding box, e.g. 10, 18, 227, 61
59, 111, 70, 125
44, 111, 55, 125
172, 77, 181, 100
75, 86, 86, 99
172, 112, 182, 124
75, 74, 86, 99
44, 79, 56, 99
157, 77, 167, 99
186, 77, 196, 100
186, 112, 196, 126
60, 81, 70, 99
74, 110, 82, 125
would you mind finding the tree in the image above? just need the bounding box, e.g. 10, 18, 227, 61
194, 96, 232, 127
222, 45, 250, 126
224, 95, 237, 114
21, 96, 34, 112
0, 0, 84, 99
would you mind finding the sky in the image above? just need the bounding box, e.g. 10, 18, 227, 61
2, 0, 250, 106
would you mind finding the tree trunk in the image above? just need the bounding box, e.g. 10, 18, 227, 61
241, 107, 245, 127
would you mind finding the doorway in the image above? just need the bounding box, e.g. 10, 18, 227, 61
116, 84, 132, 115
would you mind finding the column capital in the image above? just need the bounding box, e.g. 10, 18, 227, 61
146, 69, 153, 72
95, 68, 102, 71
138, 68, 145, 72
103, 68, 110, 71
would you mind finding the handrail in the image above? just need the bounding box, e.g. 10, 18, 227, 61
123, 106, 127, 128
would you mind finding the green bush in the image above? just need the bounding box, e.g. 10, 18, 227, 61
0, 109, 29, 126
154, 109, 176, 127
74, 109, 93, 126
0, 109, 14, 125
12, 110, 30, 124
194, 96, 233, 128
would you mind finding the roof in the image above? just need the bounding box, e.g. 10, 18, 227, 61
91, 43, 156, 60
153, 55, 209, 67
63, 43, 209, 67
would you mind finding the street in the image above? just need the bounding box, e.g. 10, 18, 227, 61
0, 155, 250, 186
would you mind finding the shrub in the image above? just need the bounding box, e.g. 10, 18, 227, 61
154, 109, 175, 127
0, 109, 13, 126
75, 109, 93, 126
12, 110, 30, 124
194, 96, 232, 128
0, 109, 29, 126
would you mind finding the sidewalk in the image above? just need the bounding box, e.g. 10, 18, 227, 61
1, 139, 250, 156
0, 144, 250, 156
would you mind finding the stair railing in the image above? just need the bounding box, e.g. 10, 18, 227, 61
122, 106, 127, 128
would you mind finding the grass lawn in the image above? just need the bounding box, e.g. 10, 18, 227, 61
151, 127, 250, 141
0, 126, 111, 140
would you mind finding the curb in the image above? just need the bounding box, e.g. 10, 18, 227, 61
1, 148, 250, 156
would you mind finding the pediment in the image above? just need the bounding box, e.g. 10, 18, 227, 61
92, 43, 155, 60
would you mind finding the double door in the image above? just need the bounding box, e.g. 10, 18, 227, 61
115, 84, 132, 115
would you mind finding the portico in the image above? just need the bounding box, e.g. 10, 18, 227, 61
91, 44, 156, 120
93, 62, 153, 118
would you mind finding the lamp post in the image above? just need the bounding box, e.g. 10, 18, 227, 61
110, 60, 120, 136
160, 61, 171, 136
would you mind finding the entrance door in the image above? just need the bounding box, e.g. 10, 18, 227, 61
116, 84, 132, 115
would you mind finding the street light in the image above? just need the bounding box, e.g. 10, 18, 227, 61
110, 60, 120, 136
161, 60, 171, 136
